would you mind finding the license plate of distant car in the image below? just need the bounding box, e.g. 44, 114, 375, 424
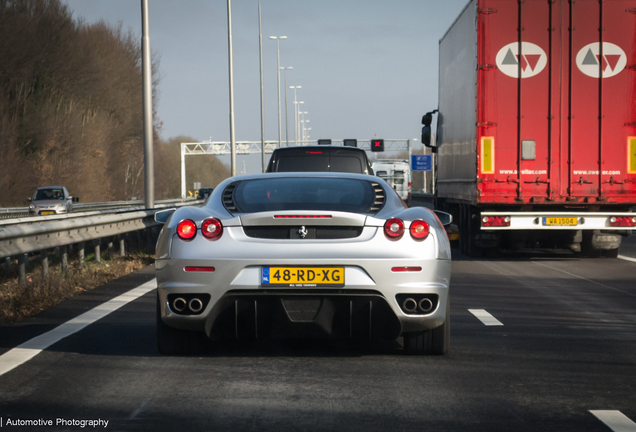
542, 217, 578, 226
40, 211, 55, 215
261, 267, 345, 286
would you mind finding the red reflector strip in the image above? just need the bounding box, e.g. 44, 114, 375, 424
274, 215, 332, 219
184, 266, 215, 272
609, 216, 636, 227
391, 267, 422, 272
481, 216, 511, 227
307, 151, 323, 154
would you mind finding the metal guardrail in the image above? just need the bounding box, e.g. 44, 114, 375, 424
0, 197, 199, 220
0, 199, 203, 260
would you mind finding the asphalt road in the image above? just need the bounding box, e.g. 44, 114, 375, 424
1, 245, 636, 431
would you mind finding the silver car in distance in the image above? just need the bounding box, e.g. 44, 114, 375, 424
155, 172, 452, 355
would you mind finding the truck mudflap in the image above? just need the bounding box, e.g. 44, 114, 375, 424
479, 212, 636, 231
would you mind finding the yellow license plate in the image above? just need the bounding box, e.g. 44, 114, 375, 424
41, 211, 55, 215
543, 217, 578, 226
262, 267, 344, 286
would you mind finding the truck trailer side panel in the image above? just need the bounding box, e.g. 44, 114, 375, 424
437, 1, 478, 202
438, 0, 636, 205
435, 0, 636, 255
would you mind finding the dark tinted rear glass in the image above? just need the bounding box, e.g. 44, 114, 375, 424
276, 156, 329, 172
329, 156, 362, 173
234, 178, 375, 213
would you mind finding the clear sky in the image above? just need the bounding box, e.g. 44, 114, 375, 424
62, 0, 468, 173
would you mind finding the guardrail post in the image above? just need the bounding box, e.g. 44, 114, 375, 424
18, 254, 27, 286
94, 241, 101, 263
41, 249, 49, 280
146, 228, 154, 251
61, 246, 68, 272
119, 236, 126, 257
78, 242, 85, 269
108, 240, 114, 258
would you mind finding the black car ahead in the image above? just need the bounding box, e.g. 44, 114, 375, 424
196, 188, 214, 199
266, 146, 374, 175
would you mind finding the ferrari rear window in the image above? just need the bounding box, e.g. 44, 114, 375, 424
233, 178, 375, 214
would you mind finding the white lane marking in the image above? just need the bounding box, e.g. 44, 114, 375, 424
0, 279, 156, 377
468, 309, 504, 326
590, 410, 636, 432
618, 255, 636, 264
534, 261, 636, 299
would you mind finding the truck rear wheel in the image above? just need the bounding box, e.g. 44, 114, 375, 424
460, 204, 482, 258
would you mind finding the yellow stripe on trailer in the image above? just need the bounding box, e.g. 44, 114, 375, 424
629, 137, 636, 174
481, 136, 495, 174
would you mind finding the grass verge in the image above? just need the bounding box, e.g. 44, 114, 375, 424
0, 252, 154, 324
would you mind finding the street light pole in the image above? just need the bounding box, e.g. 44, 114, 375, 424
300, 111, 308, 144
281, 67, 292, 146
141, 0, 154, 208
258, 0, 266, 172
269, 36, 287, 148
296, 101, 304, 145
227, 0, 236, 176
290, 86, 301, 145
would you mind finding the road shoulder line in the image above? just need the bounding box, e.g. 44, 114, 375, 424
618, 255, 636, 264
0, 279, 156, 377
468, 309, 504, 326
590, 410, 636, 432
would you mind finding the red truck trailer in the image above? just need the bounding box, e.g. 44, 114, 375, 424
423, 0, 636, 257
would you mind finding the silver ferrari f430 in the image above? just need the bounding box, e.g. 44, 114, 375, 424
155, 172, 452, 355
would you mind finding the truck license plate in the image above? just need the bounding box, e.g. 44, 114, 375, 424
542, 217, 578, 226
262, 267, 344, 287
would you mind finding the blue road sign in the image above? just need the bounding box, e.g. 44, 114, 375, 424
411, 154, 432, 171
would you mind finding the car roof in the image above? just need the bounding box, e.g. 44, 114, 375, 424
272, 145, 367, 153
36, 186, 65, 190
217, 171, 380, 184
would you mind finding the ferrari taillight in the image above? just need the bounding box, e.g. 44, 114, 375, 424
409, 220, 430, 240
201, 218, 223, 240
384, 218, 405, 239
177, 219, 197, 240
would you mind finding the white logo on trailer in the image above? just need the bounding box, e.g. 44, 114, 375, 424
576, 42, 627, 78
496, 42, 548, 78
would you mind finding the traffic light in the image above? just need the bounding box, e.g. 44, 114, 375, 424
371, 139, 384, 152
343, 139, 357, 147
317, 139, 332, 145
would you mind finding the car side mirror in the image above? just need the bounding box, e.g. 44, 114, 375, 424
67, 195, 73, 200
154, 209, 176, 224
433, 210, 452, 226
421, 125, 431, 147
27, 197, 32, 202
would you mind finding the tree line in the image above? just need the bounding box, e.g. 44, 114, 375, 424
0, 0, 228, 207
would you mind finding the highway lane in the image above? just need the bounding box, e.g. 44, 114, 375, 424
1, 254, 636, 431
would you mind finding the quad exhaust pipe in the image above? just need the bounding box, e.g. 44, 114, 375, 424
170, 296, 207, 315
397, 294, 437, 315
189, 298, 204, 313
418, 298, 433, 313
402, 298, 418, 313
173, 297, 187, 313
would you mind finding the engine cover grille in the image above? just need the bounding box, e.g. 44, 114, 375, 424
243, 226, 363, 240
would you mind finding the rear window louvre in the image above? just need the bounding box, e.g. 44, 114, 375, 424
222, 183, 239, 213
369, 182, 386, 213
244, 226, 363, 240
